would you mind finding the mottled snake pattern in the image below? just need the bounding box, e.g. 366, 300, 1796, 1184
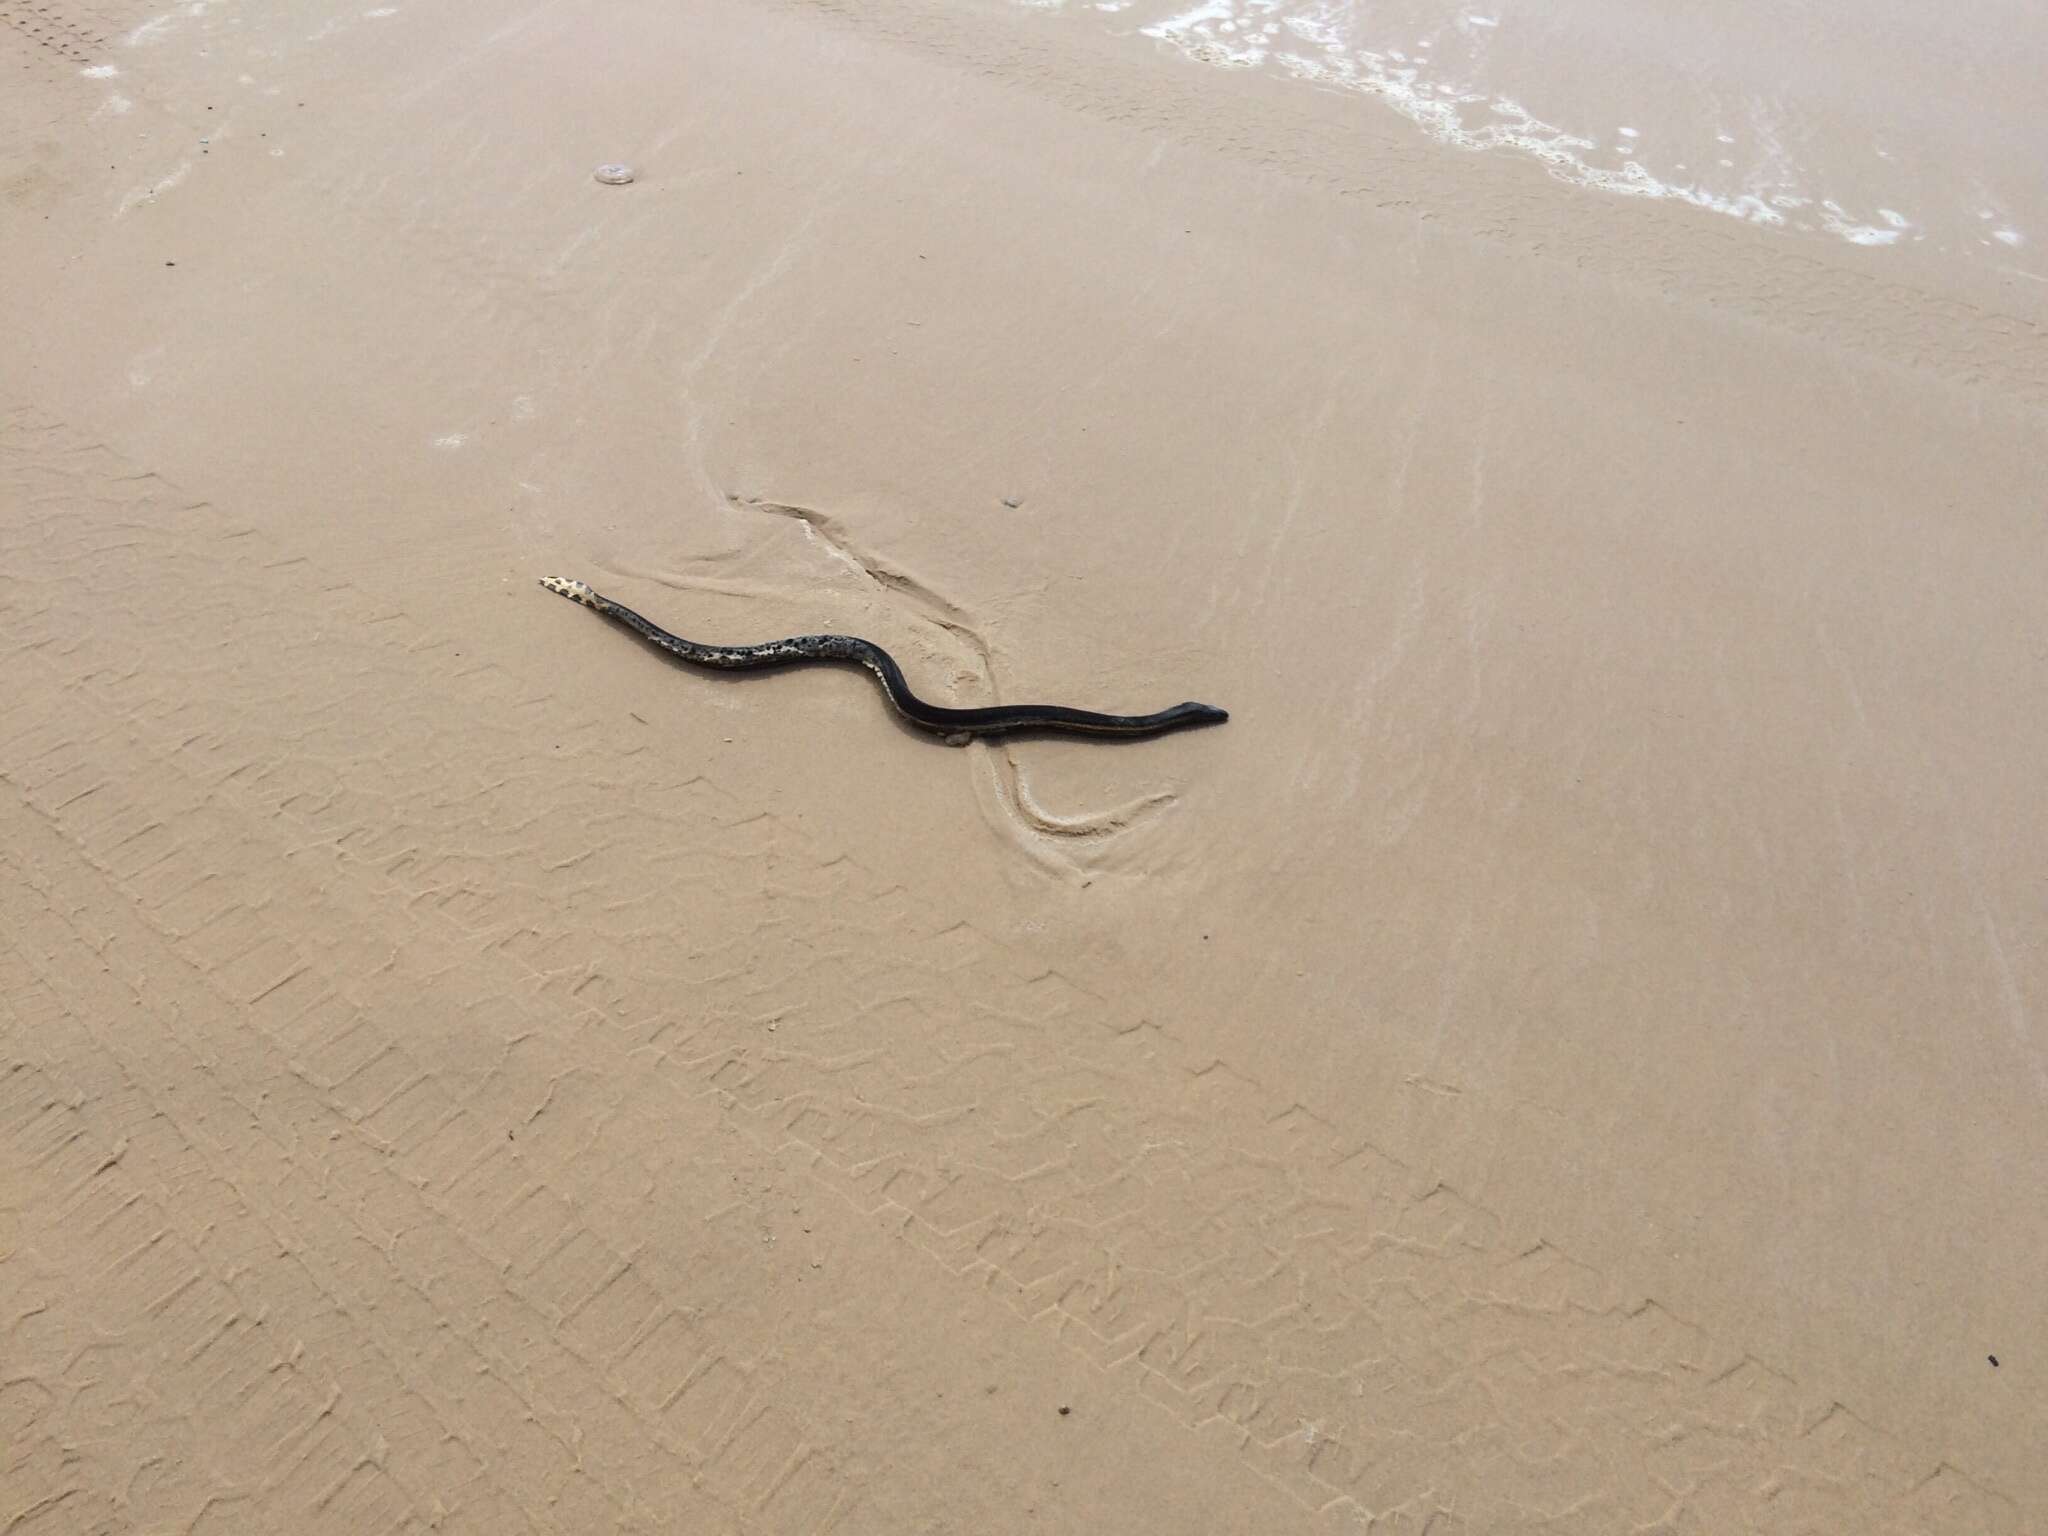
540, 577, 1228, 742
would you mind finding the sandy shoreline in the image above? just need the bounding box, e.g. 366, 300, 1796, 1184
4, 0, 2044, 1526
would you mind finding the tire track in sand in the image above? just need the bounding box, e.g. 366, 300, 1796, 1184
0, 404, 2027, 1532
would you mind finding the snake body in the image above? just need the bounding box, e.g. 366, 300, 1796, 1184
540, 577, 1228, 741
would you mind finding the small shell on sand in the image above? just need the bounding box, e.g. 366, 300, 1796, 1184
593, 164, 635, 185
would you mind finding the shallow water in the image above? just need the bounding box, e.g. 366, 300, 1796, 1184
1029, 0, 2046, 273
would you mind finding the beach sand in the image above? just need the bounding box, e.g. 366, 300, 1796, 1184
3, 0, 2044, 1527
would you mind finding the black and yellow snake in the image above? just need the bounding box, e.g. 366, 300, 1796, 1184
540, 577, 1228, 742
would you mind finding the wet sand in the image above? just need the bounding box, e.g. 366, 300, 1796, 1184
3, 0, 2044, 1528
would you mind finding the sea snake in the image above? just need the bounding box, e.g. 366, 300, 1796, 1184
539, 577, 1228, 742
